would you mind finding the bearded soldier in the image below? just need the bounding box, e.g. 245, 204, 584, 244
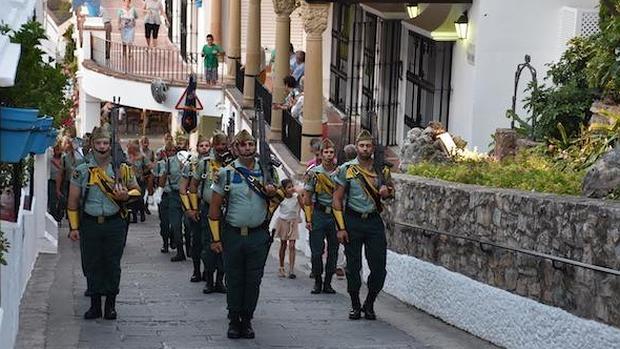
179, 134, 211, 283
208, 129, 279, 339
332, 130, 394, 321
188, 132, 229, 294
303, 138, 339, 295
159, 134, 188, 262
67, 125, 140, 320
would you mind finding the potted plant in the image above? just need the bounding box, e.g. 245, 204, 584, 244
0, 107, 39, 163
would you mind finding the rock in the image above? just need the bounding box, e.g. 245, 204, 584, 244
494, 128, 518, 160
582, 145, 620, 198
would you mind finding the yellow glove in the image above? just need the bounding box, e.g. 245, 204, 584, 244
333, 208, 346, 231
189, 192, 199, 210
208, 217, 221, 242
180, 194, 191, 211
67, 209, 80, 230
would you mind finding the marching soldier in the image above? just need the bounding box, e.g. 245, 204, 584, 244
208, 129, 278, 339
66, 125, 140, 320
303, 138, 338, 294
188, 132, 229, 294
179, 134, 211, 283
158, 134, 188, 262
332, 130, 394, 321
154, 147, 170, 252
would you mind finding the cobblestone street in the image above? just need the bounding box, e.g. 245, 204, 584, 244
16, 215, 496, 349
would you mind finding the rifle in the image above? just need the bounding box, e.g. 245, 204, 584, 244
111, 97, 122, 182
337, 108, 351, 166
255, 98, 280, 185
369, 110, 389, 188
220, 113, 236, 165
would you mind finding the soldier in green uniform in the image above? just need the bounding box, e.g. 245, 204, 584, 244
159, 134, 188, 262
208, 129, 278, 339
154, 147, 170, 252
179, 134, 211, 282
332, 130, 394, 321
303, 138, 338, 294
67, 126, 140, 320
189, 132, 229, 294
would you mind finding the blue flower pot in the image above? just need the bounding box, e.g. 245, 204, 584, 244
46, 128, 59, 148
0, 107, 39, 163
28, 117, 55, 154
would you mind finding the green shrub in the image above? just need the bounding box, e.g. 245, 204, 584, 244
588, 0, 620, 102
407, 148, 585, 196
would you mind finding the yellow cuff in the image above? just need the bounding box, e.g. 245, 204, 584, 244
208, 218, 221, 242
67, 209, 80, 230
303, 205, 313, 224
333, 208, 346, 231
128, 188, 142, 197
180, 194, 192, 211
189, 192, 199, 210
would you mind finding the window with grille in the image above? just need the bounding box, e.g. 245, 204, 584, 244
403, 30, 453, 130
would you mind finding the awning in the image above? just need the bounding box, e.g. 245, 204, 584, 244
361, 2, 470, 41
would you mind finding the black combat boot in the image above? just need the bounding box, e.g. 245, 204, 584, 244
214, 271, 227, 293
171, 245, 186, 262
322, 273, 336, 294
139, 209, 145, 222
190, 260, 201, 282
362, 292, 378, 320
84, 295, 102, 319
129, 211, 137, 224
310, 275, 322, 294
202, 272, 215, 294
240, 314, 255, 339
348, 292, 362, 320
227, 312, 242, 339
104, 295, 117, 320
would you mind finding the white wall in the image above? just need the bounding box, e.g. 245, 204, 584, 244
0, 154, 58, 349
450, 0, 598, 150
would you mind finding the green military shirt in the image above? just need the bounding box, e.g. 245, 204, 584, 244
160, 155, 183, 192
128, 155, 151, 180
211, 159, 273, 228
192, 155, 222, 204
333, 158, 384, 214
304, 164, 337, 207
61, 151, 85, 183
70, 159, 138, 217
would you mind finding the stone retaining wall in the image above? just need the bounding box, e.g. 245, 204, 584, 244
383, 174, 620, 327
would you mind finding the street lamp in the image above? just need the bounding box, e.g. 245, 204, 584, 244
406, 3, 420, 19
455, 11, 469, 39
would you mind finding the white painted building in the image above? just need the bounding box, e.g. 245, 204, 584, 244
317, 0, 599, 151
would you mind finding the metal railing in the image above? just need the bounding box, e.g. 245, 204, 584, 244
282, 108, 302, 160
90, 36, 220, 84
255, 78, 272, 125
235, 60, 244, 93
393, 220, 620, 276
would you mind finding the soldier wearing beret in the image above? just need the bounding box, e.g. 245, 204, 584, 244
332, 130, 394, 321
67, 125, 140, 320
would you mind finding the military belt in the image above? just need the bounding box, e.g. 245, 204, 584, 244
314, 202, 332, 214
83, 212, 122, 224
346, 208, 379, 220
226, 221, 269, 236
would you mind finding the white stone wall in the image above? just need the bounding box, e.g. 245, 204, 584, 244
0, 154, 58, 349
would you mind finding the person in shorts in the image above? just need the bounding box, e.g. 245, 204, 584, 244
201, 34, 224, 84
275, 179, 303, 279
143, 0, 164, 47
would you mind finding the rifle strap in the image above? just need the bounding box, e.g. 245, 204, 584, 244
199, 158, 208, 198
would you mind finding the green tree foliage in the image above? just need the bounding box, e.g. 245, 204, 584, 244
586, 0, 620, 102
0, 20, 71, 126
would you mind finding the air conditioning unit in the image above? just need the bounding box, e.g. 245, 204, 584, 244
559, 7, 599, 46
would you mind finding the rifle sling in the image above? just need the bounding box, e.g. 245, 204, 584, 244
351, 166, 382, 213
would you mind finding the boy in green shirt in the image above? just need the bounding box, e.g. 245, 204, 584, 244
201, 34, 224, 85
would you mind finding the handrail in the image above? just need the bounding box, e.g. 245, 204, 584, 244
393, 220, 620, 276
89, 36, 222, 85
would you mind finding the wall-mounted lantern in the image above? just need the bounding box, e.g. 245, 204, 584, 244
406, 3, 420, 19
455, 11, 469, 39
